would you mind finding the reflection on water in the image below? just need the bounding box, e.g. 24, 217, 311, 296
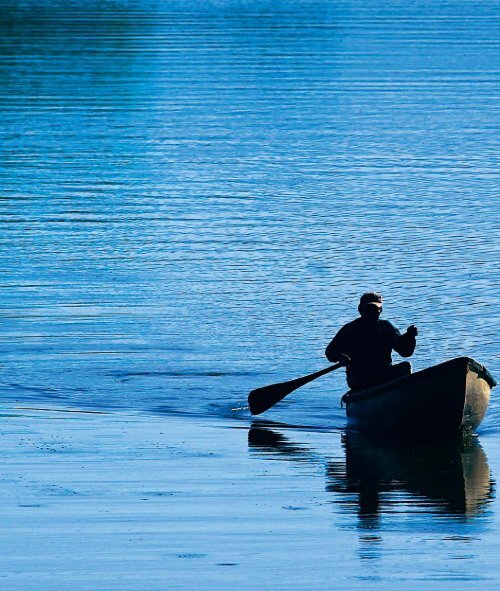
249, 424, 494, 543
328, 432, 493, 517
249, 424, 495, 566
328, 432, 494, 561
248, 422, 316, 460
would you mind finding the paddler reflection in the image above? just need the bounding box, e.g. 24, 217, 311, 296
248, 424, 493, 521
327, 433, 493, 522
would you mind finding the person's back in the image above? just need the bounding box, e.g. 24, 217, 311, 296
325, 292, 418, 391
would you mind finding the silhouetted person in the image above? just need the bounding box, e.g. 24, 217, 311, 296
325, 292, 417, 392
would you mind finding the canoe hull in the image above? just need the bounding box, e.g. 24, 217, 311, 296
345, 357, 495, 437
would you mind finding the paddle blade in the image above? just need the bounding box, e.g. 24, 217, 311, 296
248, 382, 296, 415
248, 363, 342, 415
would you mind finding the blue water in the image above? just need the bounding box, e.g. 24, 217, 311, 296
1, 1, 499, 587
1, 0, 498, 428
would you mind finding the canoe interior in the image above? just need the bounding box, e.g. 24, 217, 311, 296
344, 357, 495, 436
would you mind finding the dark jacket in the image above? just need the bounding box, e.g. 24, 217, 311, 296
325, 317, 416, 388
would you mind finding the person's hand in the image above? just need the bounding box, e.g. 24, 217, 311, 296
406, 325, 418, 337
337, 353, 351, 367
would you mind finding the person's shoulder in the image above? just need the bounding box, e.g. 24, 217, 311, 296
339, 318, 362, 333
379, 319, 400, 333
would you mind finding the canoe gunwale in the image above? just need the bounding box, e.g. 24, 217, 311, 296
342, 357, 495, 406
341, 373, 410, 405
468, 358, 496, 388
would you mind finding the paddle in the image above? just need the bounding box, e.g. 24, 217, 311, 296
248, 363, 342, 415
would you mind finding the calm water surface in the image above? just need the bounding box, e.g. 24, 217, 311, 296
0, 0, 499, 586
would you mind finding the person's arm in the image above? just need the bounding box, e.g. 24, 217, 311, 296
393, 324, 418, 357
325, 328, 351, 366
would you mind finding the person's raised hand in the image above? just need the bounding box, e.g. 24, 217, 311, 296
406, 325, 418, 337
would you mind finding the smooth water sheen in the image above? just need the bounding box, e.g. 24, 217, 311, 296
0, 0, 499, 584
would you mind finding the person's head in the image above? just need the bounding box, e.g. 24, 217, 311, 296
358, 292, 383, 322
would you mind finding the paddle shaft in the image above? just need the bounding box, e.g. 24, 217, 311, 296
248, 362, 343, 415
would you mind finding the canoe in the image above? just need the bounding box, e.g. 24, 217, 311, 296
342, 357, 496, 436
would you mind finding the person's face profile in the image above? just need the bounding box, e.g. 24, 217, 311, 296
360, 303, 381, 321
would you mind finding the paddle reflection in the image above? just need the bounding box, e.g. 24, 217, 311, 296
248, 423, 316, 460
249, 424, 494, 522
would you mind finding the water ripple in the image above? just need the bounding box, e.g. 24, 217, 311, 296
0, 0, 498, 431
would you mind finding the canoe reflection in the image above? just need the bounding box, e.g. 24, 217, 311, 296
249, 425, 493, 519
329, 433, 492, 518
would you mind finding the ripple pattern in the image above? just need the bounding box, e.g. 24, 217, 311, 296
0, 0, 498, 427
